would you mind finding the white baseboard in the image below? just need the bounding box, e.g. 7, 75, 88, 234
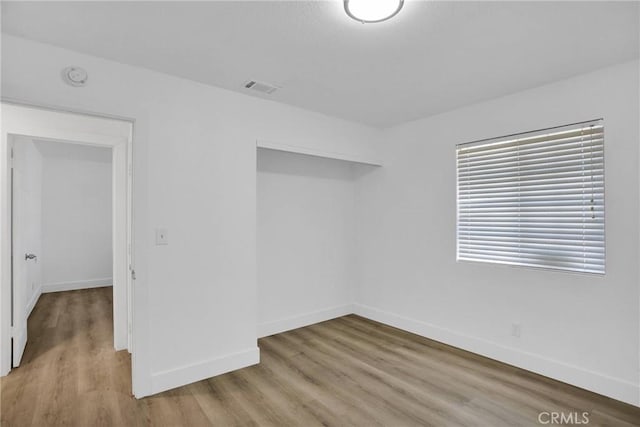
150, 347, 260, 395
41, 278, 112, 293
258, 304, 355, 338
26, 286, 42, 317
353, 303, 639, 407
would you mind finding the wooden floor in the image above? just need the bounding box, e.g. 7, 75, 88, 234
1, 288, 639, 426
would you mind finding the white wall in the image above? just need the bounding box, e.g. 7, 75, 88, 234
0, 35, 380, 396
257, 148, 358, 336
12, 136, 43, 317
36, 141, 112, 292
355, 60, 640, 405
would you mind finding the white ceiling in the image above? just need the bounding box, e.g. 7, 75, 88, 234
2, 1, 638, 127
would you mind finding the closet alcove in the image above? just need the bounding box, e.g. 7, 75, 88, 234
256, 140, 381, 337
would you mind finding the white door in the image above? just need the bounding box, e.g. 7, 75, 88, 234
11, 137, 43, 367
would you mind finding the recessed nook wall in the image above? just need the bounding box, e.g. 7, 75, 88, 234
257, 148, 359, 336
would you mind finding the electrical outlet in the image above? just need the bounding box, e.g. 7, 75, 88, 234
511, 323, 522, 338
155, 228, 169, 245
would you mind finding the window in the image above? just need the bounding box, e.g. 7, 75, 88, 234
456, 120, 604, 274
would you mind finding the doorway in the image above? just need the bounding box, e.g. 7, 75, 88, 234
0, 104, 133, 381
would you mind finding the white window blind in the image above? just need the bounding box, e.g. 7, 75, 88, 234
456, 120, 604, 274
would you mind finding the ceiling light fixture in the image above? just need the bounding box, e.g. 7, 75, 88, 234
344, 0, 404, 24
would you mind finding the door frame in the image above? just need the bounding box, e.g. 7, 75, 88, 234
1, 103, 133, 376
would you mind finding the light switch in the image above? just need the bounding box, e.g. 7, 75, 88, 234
155, 228, 168, 245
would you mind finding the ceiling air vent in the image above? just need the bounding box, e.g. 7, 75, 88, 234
244, 80, 279, 95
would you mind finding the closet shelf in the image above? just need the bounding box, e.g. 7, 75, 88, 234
257, 139, 382, 166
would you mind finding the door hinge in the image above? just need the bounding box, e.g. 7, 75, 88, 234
131, 269, 136, 280
9, 147, 14, 168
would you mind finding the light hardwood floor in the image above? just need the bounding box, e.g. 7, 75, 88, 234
1, 288, 639, 426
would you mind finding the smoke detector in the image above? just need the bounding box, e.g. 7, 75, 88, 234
243, 80, 279, 95
62, 66, 88, 87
